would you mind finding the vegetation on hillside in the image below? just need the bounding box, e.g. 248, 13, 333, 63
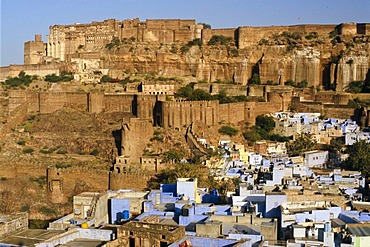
44, 71, 73, 82
147, 163, 239, 195
180, 38, 202, 53
286, 133, 316, 156
243, 115, 290, 144
218, 125, 238, 136
207, 35, 233, 46
2, 71, 36, 89
175, 83, 250, 103
344, 140, 370, 177
285, 79, 309, 88
345, 80, 370, 94
198, 23, 211, 29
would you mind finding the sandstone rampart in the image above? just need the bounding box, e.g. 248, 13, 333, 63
47, 166, 109, 199
201, 28, 237, 45
0, 64, 60, 80
238, 24, 336, 48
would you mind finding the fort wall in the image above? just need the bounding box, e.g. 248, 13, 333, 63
0, 64, 60, 81
121, 118, 154, 163
238, 24, 336, 49
47, 166, 109, 202
38, 92, 88, 113
109, 173, 152, 191
357, 23, 370, 35
102, 94, 135, 113
195, 83, 247, 96
160, 100, 219, 128
201, 28, 237, 45
339, 23, 357, 35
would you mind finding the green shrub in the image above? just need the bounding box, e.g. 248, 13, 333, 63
89, 149, 99, 156
249, 74, 261, 85
21, 205, 30, 212
55, 163, 72, 169
4, 71, 33, 88
17, 140, 26, 146
208, 35, 233, 46
285, 79, 296, 87
29, 175, 46, 189
218, 126, 238, 136
23, 148, 34, 154
150, 135, 164, 142
44, 71, 73, 82
56, 149, 67, 154
23, 121, 33, 132
39, 206, 56, 216
198, 23, 211, 29
180, 38, 202, 53
100, 75, 112, 83
305, 32, 318, 40
228, 48, 239, 57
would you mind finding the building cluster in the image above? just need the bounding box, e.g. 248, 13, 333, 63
1, 112, 370, 246
273, 112, 368, 145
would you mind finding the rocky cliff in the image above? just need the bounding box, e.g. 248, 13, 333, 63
65, 23, 369, 92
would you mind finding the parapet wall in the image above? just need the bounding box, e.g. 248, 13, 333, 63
159, 97, 284, 128
39, 92, 88, 113
8, 91, 137, 115
201, 28, 237, 45
238, 24, 336, 48
0, 64, 60, 80
0, 213, 28, 238
160, 100, 219, 128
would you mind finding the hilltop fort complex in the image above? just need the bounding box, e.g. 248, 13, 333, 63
1, 18, 370, 129
1, 18, 369, 88
1, 18, 370, 245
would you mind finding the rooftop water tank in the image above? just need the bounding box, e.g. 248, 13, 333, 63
122, 210, 130, 220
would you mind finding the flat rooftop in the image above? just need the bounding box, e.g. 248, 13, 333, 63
0, 229, 65, 246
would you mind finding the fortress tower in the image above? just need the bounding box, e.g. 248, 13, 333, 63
24, 34, 46, 64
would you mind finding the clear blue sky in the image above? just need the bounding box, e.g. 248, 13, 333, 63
1, 0, 369, 66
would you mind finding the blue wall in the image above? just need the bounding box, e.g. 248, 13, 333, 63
110, 198, 130, 224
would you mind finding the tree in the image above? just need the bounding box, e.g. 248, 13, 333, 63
345, 140, 370, 177
198, 23, 211, 29
164, 149, 185, 163
243, 130, 261, 144
147, 163, 206, 189
287, 133, 316, 156
218, 126, 238, 136
207, 35, 233, 46
249, 73, 261, 85
4, 71, 33, 88
345, 81, 364, 93
297, 79, 308, 88
45, 71, 73, 82
285, 79, 296, 87
100, 75, 112, 83
255, 115, 275, 133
